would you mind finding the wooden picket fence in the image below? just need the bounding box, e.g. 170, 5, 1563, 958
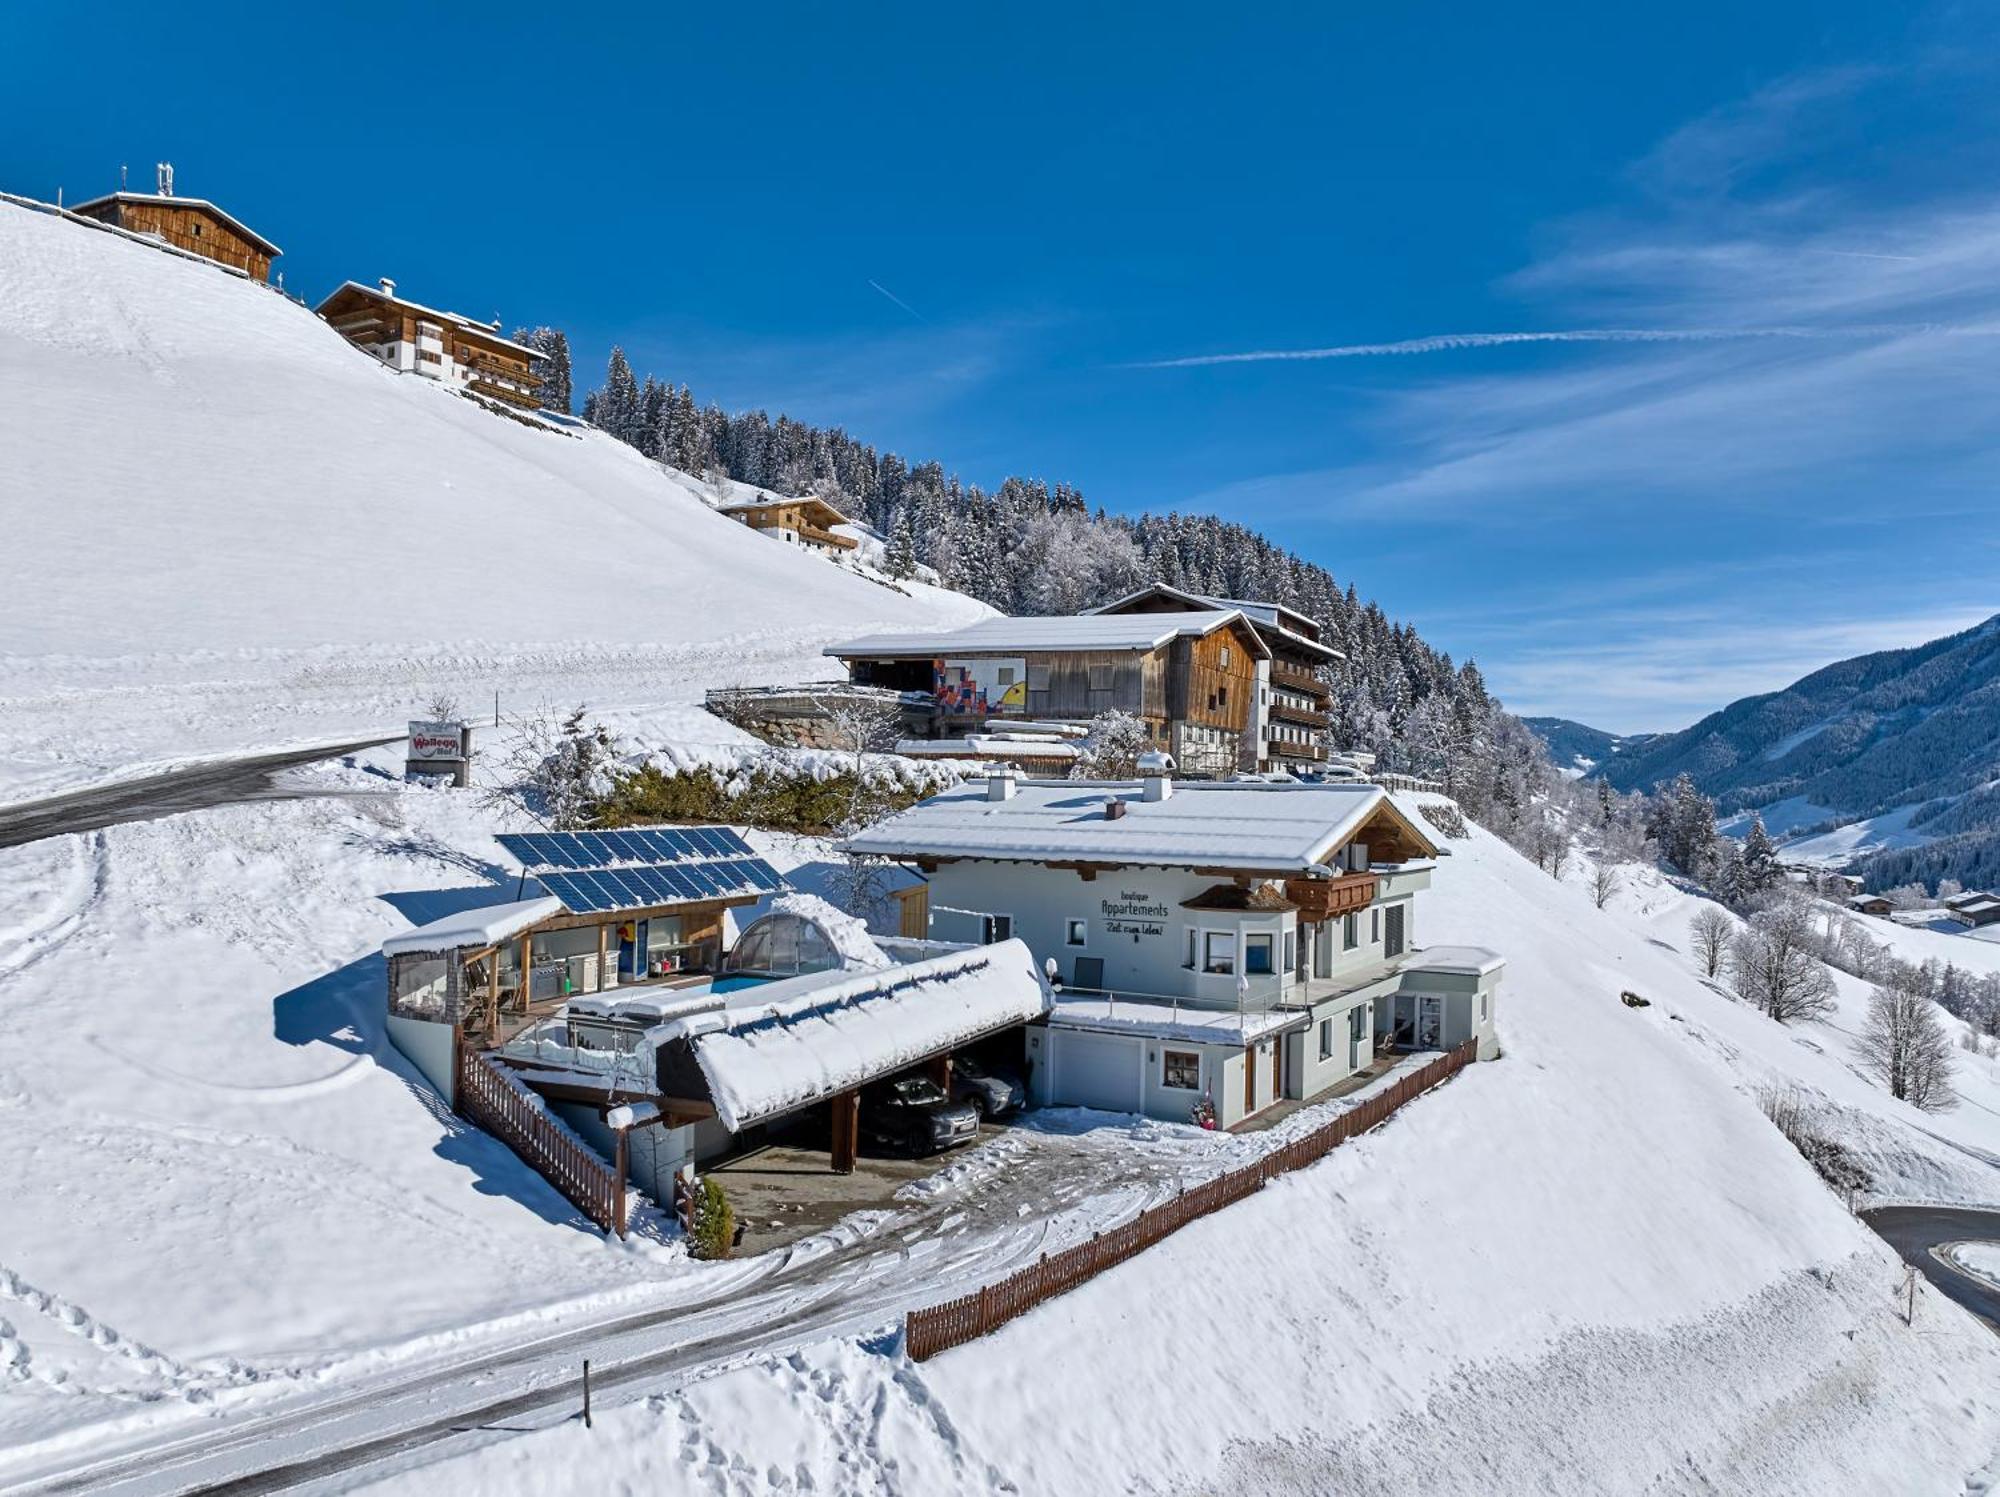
456, 1048, 626, 1236
904, 1039, 1479, 1361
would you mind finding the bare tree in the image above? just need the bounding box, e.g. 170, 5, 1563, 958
1589, 860, 1623, 910
1069, 709, 1152, 780
809, 689, 904, 834
1727, 897, 1838, 1024
487, 702, 618, 829
422, 690, 462, 723
1689, 906, 1735, 979
1858, 980, 1957, 1111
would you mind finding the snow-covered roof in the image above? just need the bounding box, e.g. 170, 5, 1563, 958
1401, 945, 1505, 979
845, 779, 1435, 874
825, 609, 1268, 660
1086, 584, 1342, 661
1046, 993, 1298, 1045
761, 891, 892, 970
70, 192, 284, 256
314, 281, 547, 362
380, 896, 563, 956
894, 736, 1083, 760
676, 940, 1049, 1130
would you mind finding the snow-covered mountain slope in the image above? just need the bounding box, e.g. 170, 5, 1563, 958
1522, 715, 1656, 778
0, 199, 985, 801
355, 806, 2000, 1496
1596, 615, 2000, 838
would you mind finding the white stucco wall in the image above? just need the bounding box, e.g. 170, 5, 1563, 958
386, 1013, 456, 1104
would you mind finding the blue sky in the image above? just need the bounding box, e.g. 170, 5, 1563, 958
10, 2, 1999, 731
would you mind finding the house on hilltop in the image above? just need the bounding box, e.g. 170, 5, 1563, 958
1089, 582, 1341, 772
826, 609, 1268, 777
316, 278, 545, 408
71, 163, 281, 281
848, 761, 1503, 1128
719, 494, 860, 555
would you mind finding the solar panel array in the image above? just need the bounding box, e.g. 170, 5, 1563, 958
496, 828, 785, 915
496, 827, 755, 870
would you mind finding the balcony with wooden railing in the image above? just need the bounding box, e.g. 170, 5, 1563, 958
798, 521, 859, 551
1282, 869, 1378, 921
1268, 698, 1330, 731
1270, 661, 1331, 701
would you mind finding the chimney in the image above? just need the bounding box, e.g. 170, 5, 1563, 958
378, 277, 398, 298
1104, 796, 1127, 821
156, 162, 174, 197
1138, 749, 1176, 801
985, 765, 1019, 802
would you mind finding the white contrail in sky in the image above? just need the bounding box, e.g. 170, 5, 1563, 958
868, 278, 926, 322
1129, 324, 1957, 368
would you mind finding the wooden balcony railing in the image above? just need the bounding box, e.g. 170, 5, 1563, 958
1268, 699, 1330, 730
1270, 662, 1331, 701
798, 522, 859, 551
1282, 869, 1378, 921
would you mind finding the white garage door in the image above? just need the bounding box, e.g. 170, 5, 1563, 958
1053, 1030, 1142, 1113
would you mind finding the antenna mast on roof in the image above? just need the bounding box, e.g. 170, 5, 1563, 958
156, 162, 174, 197
119, 163, 128, 190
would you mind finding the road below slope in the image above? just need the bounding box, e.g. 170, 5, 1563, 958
0, 736, 402, 849
1862, 1206, 2000, 1329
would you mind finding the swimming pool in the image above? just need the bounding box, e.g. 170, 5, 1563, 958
708, 974, 773, 994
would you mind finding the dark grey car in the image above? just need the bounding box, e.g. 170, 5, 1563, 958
951, 1055, 1026, 1119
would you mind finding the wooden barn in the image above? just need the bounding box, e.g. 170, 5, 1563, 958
70, 165, 281, 281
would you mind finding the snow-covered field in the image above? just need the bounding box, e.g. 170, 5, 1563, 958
0, 198, 984, 803
338, 803, 2000, 1495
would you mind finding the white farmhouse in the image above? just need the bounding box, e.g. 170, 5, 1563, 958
848, 759, 1502, 1129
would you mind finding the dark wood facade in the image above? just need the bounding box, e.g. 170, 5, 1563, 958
70, 193, 280, 280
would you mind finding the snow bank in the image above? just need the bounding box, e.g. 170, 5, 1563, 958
0, 199, 985, 800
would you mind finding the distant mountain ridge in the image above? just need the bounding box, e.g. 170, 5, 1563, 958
1595, 616, 2000, 821
1523, 717, 1657, 776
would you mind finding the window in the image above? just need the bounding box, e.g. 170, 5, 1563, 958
1350, 1006, 1367, 1042
1184, 928, 1198, 970
1162, 1050, 1200, 1090
1244, 933, 1273, 975
1203, 931, 1236, 975
981, 913, 1013, 944
1343, 913, 1359, 950
1220, 645, 1232, 668
1217, 685, 1228, 708
1283, 930, 1296, 974
1027, 663, 1053, 691
1371, 909, 1381, 943
997, 665, 1016, 686
1088, 663, 1115, 691
1065, 918, 1087, 947
1318, 1018, 1333, 1060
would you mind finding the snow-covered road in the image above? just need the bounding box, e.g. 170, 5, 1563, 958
10, 1086, 1345, 1495
0, 736, 402, 848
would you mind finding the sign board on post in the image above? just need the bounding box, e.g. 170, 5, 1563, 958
406, 721, 473, 786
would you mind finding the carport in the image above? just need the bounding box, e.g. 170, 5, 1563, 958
656, 938, 1049, 1173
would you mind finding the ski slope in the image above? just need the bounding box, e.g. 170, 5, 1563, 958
350, 803, 2000, 1495
0, 197, 984, 801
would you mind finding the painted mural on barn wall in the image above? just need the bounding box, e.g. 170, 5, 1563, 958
933, 657, 1027, 716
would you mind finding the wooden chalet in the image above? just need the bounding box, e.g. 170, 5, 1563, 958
70, 165, 281, 281
719, 495, 859, 554
826, 610, 1269, 777
315, 278, 544, 409
1090, 584, 1342, 771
